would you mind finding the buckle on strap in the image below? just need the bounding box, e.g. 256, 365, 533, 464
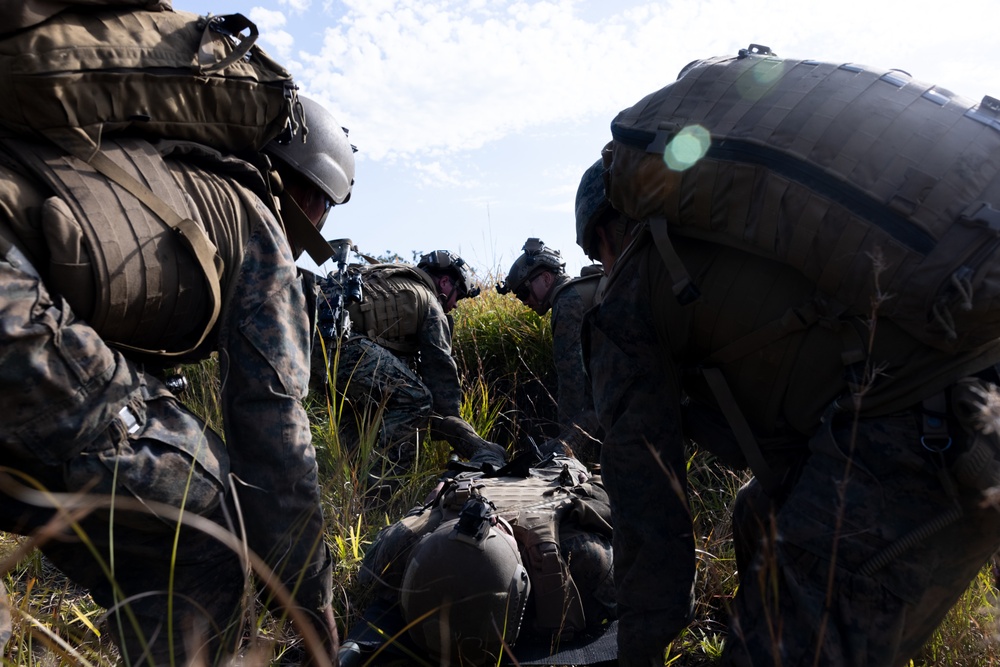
118, 405, 141, 435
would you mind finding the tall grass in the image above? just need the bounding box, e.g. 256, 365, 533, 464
2, 277, 1000, 665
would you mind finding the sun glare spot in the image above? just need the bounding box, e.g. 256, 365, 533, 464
735, 60, 786, 100
663, 125, 710, 171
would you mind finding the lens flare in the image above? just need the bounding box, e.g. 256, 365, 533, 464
663, 124, 710, 171
736, 59, 786, 100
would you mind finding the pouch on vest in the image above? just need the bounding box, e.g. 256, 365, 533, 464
347, 264, 436, 356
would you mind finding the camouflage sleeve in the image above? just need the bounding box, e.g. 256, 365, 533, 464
216, 193, 332, 614
586, 237, 695, 661
416, 292, 463, 417
550, 287, 601, 449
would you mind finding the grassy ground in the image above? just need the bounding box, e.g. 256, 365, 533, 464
2, 285, 1000, 665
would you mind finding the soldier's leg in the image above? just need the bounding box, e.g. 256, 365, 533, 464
723, 410, 1000, 667
587, 243, 695, 665
0, 244, 243, 664
337, 337, 432, 470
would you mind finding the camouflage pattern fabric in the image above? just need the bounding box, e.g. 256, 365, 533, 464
335, 334, 433, 471
545, 275, 602, 463
588, 228, 1000, 665
726, 411, 1000, 665
0, 151, 333, 664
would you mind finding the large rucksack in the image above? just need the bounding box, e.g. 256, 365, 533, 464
0, 4, 301, 358
605, 45, 1000, 355
0, 5, 297, 159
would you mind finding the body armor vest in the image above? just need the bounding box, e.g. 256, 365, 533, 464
361, 458, 613, 640
346, 264, 437, 356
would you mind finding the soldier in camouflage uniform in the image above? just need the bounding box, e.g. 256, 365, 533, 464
315, 250, 506, 479
575, 158, 1000, 666
0, 98, 353, 664
347, 451, 616, 665
498, 238, 603, 463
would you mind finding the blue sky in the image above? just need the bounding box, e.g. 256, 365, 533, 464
173, 0, 1000, 281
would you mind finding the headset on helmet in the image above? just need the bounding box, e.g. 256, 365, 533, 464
575, 159, 612, 261
265, 95, 356, 211
399, 498, 530, 665
496, 237, 565, 298
417, 250, 482, 299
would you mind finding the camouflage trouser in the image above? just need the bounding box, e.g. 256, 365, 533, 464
0, 240, 244, 665
334, 336, 432, 472
725, 409, 1000, 666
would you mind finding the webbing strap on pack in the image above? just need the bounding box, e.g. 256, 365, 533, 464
649, 216, 701, 305
85, 149, 224, 357
701, 367, 780, 495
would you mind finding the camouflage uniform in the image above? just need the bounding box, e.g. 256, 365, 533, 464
587, 226, 1000, 666
546, 273, 602, 463
318, 265, 493, 471
0, 144, 332, 664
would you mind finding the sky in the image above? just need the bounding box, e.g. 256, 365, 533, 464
173, 0, 1000, 282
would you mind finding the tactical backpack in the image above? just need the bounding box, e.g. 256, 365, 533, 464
360, 457, 615, 642
0, 4, 300, 358
606, 45, 1000, 355
0, 5, 297, 160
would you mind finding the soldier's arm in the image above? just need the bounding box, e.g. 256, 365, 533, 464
416, 296, 463, 416
417, 295, 506, 465
548, 289, 602, 458
216, 195, 334, 639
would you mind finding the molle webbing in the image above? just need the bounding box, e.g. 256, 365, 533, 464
0, 8, 295, 160
348, 265, 435, 356
1, 137, 245, 357
609, 53, 1000, 354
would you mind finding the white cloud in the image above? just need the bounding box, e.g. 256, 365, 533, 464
247, 9, 296, 61
286, 0, 1000, 165
413, 161, 480, 188
248, 7, 286, 30
280, 0, 312, 11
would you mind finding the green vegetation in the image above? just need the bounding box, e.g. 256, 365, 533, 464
2, 285, 999, 665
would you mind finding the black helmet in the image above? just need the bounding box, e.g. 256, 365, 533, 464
400, 502, 530, 665
265, 95, 356, 209
575, 159, 611, 261
496, 237, 565, 300
417, 250, 482, 299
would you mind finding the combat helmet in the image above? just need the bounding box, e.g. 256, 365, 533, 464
400, 498, 530, 665
575, 159, 611, 261
417, 250, 482, 299
265, 95, 356, 222
496, 237, 565, 299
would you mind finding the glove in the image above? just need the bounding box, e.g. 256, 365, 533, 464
431, 415, 506, 460
467, 440, 508, 473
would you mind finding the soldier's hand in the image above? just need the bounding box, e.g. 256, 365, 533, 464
468, 440, 507, 472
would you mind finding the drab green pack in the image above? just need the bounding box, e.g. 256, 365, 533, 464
607, 50, 1000, 355
0, 6, 296, 160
